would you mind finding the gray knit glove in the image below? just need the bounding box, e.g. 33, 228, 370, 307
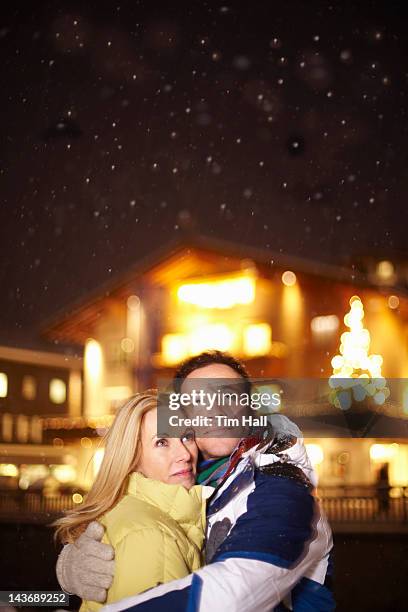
56, 521, 115, 602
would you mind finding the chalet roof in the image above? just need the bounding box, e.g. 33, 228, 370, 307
41, 233, 407, 345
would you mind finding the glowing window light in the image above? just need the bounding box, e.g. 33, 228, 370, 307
49, 379, 67, 404
189, 324, 234, 354
376, 260, 395, 282
389, 488, 403, 498
0, 463, 18, 477
311, 315, 339, 334
1, 413, 13, 442
52, 465, 76, 483
177, 275, 255, 309
162, 334, 189, 365
388, 295, 399, 309
85, 339, 103, 379
20, 464, 48, 484
0, 373, 8, 398
22, 375, 37, 400
281, 278, 302, 328
243, 323, 272, 357
281, 270, 297, 287
305, 443, 324, 466
16, 414, 29, 443
389, 445, 408, 487
370, 443, 398, 462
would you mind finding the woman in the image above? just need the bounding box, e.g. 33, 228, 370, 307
54, 391, 209, 611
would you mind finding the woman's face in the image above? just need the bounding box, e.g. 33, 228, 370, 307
135, 408, 198, 489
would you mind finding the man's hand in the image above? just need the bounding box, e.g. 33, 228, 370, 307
56, 521, 115, 602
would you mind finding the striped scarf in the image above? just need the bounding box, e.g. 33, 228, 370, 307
197, 457, 229, 487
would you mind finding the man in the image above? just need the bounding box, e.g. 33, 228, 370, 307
56, 351, 334, 611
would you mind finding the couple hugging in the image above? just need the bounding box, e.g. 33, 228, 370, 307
55, 351, 334, 611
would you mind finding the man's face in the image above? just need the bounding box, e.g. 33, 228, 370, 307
182, 363, 244, 460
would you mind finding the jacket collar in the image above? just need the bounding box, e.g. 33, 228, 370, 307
127, 471, 211, 526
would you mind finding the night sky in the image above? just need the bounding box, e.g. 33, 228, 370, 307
1, 1, 408, 343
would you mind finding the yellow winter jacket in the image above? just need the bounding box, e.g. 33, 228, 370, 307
80, 472, 207, 611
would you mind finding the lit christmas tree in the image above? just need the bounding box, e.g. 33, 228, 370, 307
329, 296, 389, 410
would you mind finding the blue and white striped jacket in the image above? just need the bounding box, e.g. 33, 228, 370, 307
101, 431, 334, 612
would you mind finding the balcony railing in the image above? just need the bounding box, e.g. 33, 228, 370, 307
0, 491, 76, 522
318, 485, 408, 529
0, 488, 407, 529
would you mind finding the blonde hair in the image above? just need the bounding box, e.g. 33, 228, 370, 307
54, 390, 158, 543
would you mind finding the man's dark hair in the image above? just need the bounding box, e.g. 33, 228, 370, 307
173, 350, 251, 394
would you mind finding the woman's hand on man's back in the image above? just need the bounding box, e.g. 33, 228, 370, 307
56, 521, 116, 602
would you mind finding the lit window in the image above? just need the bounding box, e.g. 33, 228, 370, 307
305, 443, 324, 466
189, 324, 234, 354
49, 378, 66, 404
376, 260, 394, 282
177, 274, 255, 309
0, 463, 18, 477
1, 413, 13, 442
16, 415, 29, 443
85, 339, 103, 379
369, 443, 398, 462
243, 323, 272, 357
162, 334, 189, 365
51, 464, 76, 483
22, 375, 37, 400
311, 315, 339, 335
0, 373, 8, 398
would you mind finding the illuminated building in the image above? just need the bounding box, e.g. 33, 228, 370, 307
1, 237, 408, 527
